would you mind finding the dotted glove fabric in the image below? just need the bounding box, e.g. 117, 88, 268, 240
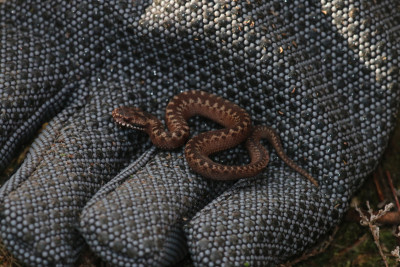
1, 0, 399, 266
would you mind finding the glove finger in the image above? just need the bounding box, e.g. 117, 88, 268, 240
0, 3, 73, 172
186, 166, 334, 266
0, 78, 152, 266
79, 149, 234, 266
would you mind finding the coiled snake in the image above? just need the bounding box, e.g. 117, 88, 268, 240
112, 90, 318, 186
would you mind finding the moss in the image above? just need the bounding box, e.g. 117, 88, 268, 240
0, 241, 21, 267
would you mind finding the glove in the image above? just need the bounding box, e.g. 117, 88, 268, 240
1, 0, 399, 266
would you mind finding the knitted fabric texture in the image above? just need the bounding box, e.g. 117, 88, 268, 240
0, 0, 399, 266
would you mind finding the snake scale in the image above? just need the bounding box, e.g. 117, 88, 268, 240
112, 90, 318, 186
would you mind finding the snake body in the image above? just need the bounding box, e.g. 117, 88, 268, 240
112, 90, 318, 186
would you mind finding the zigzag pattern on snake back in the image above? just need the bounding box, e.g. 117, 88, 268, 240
112, 90, 318, 186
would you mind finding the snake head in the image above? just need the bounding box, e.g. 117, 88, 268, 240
112, 107, 152, 132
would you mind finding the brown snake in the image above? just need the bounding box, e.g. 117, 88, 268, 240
112, 90, 318, 186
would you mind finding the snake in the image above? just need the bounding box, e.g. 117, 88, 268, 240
112, 90, 318, 187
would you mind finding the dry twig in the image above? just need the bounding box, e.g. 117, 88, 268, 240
386, 171, 400, 211
355, 201, 394, 267
373, 170, 385, 202
391, 226, 400, 263
346, 209, 400, 225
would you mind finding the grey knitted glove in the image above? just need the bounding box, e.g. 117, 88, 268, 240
1, 0, 399, 266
